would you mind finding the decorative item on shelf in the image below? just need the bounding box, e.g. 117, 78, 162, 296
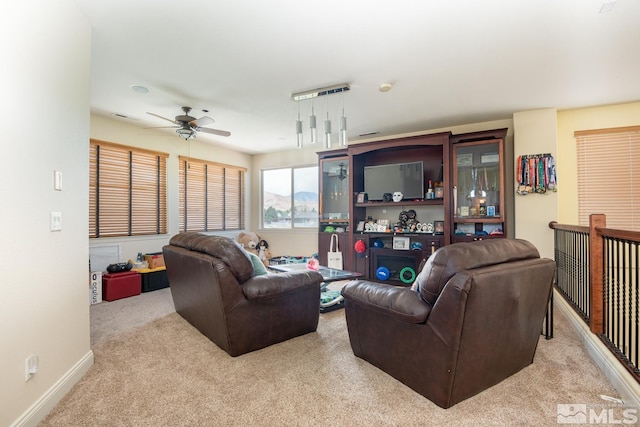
516, 153, 557, 195
410, 242, 423, 251
434, 221, 444, 235
354, 239, 367, 255
393, 236, 410, 250
376, 266, 390, 281
400, 267, 416, 284
426, 222, 435, 233
382, 193, 393, 202
356, 192, 368, 203
372, 238, 384, 248
426, 180, 434, 199
487, 206, 496, 217
392, 191, 404, 202
396, 211, 409, 232
435, 185, 444, 199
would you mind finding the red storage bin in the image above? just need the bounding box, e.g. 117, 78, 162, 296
102, 271, 141, 301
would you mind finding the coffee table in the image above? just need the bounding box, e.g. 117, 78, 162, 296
269, 263, 362, 312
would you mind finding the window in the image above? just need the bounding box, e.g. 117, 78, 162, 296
89, 139, 167, 238
178, 156, 246, 232
576, 126, 640, 231
262, 166, 318, 229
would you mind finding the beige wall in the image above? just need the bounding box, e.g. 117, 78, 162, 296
89, 115, 252, 262
1, 2, 93, 425
557, 101, 640, 224
513, 109, 559, 259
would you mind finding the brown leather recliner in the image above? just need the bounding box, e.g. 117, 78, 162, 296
163, 232, 323, 357
341, 238, 555, 408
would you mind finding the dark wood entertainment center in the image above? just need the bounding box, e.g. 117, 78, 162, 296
318, 128, 508, 285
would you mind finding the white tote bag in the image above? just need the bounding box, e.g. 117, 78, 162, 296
327, 233, 343, 270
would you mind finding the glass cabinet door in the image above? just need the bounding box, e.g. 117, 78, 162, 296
319, 157, 349, 230
452, 139, 504, 239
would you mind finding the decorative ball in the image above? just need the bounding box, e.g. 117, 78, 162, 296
354, 239, 367, 254
376, 266, 390, 280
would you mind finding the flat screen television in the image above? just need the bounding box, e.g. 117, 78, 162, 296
364, 161, 424, 201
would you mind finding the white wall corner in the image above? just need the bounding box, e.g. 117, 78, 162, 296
10, 351, 94, 427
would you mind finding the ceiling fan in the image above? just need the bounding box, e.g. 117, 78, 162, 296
147, 106, 231, 140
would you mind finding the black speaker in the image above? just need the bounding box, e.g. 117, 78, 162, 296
106, 262, 133, 273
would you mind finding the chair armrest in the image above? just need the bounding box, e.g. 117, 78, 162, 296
242, 270, 323, 301
341, 280, 431, 323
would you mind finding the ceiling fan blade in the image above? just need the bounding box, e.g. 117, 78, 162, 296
191, 116, 214, 127
197, 127, 231, 137
147, 112, 177, 124
144, 125, 179, 129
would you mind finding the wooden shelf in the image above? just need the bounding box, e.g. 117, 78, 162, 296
454, 217, 504, 223
355, 199, 443, 208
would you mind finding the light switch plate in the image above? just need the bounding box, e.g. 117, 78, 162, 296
50, 212, 62, 231
54, 170, 62, 191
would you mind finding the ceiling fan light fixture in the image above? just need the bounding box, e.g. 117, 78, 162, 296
176, 127, 195, 140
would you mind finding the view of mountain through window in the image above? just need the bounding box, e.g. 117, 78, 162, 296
262, 166, 318, 229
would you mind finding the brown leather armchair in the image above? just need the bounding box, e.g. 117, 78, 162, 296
341, 238, 555, 408
163, 232, 323, 357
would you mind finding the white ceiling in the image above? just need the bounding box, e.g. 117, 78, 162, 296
75, 0, 640, 154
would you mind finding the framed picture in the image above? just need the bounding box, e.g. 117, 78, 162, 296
393, 236, 410, 250
356, 192, 368, 203
435, 186, 444, 198
487, 205, 496, 216
434, 221, 444, 234
460, 206, 469, 217
356, 221, 365, 232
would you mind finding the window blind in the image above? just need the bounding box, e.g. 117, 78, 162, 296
178, 156, 246, 232
575, 126, 640, 232
89, 139, 168, 238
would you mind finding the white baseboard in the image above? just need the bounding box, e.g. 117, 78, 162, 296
11, 350, 94, 427
555, 291, 640, 408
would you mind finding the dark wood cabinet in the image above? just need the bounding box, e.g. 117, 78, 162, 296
451, 129, 507, 243
317, 128, 507, 282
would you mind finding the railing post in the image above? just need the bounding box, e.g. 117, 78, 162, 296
589, 214, 606, 334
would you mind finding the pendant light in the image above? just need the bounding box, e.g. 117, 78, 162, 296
295, 104, 303, 148
290, 83, 350, 149
324, 111, 332, 149
309, 104, 317, 144
339, 108, 348, 147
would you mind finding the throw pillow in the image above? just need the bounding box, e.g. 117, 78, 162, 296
246, 251, 268, 276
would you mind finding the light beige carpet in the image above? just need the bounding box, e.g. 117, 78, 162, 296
40, 287, 621, 426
